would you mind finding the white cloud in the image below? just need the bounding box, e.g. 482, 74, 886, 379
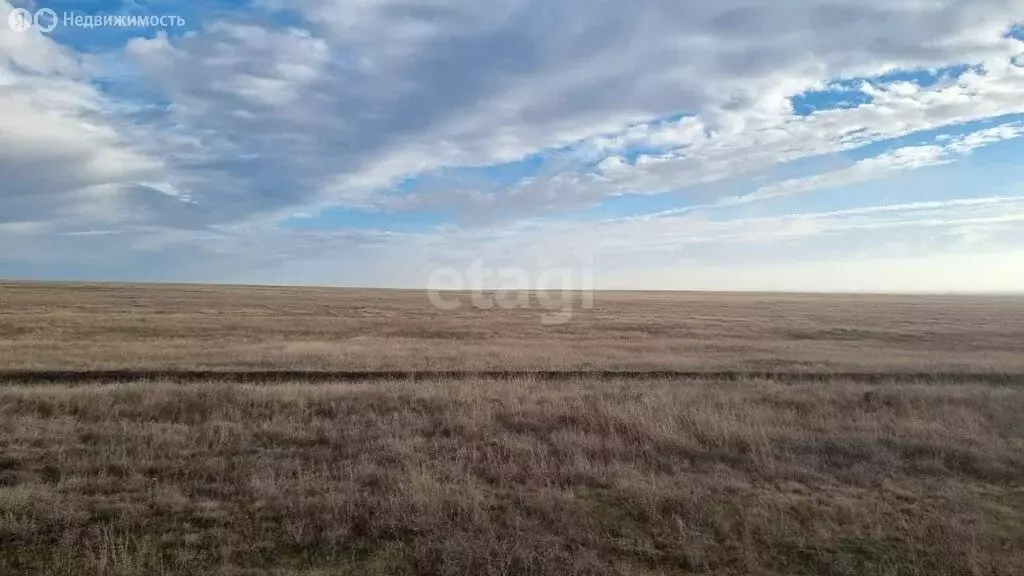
127, 24, 330, 108
2, 0, 1024, 288
716, 122, 1024, 205
77, 0, 1024, 223
578, 65, 1024, 200
0, 3, 168, 226
946, 123, 1024, 153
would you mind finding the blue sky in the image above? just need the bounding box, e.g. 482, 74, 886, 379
2, 0, 1023, 291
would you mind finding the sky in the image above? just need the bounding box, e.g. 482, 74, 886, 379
1, 0, 1023, 292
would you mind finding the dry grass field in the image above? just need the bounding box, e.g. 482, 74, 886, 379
1, 282, 1023, 575
2, 281, 1023, 373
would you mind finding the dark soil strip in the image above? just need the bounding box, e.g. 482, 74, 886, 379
0, 370, 1021, 385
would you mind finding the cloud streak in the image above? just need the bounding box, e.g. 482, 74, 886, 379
1, 0, 1023, 290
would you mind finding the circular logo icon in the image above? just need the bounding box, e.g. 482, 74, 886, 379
34, 8, 58, 34
7, 7, 33, 33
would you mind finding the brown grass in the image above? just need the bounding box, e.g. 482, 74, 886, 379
1, 283, 1023, 575
2, 282, 1023, 372
2, 377, 1022, 575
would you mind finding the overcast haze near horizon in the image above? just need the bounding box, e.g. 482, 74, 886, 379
1, 0, 1023, 292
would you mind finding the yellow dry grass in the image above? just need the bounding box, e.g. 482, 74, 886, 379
1, 282, 1022, 575
2, 282, 1023, 373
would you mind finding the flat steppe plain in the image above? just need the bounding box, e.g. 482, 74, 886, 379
1, 282, 1022, 575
